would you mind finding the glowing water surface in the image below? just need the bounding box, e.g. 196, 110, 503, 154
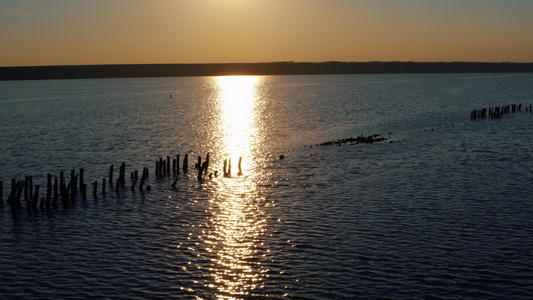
1, 74, 533, 299
204, 76, 268, 297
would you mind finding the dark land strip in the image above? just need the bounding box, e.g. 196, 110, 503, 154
1, 61, 533, 81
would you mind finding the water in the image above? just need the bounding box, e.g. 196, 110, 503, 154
1, 73, 533, 299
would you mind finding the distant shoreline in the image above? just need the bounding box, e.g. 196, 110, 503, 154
1, 61, 533, 81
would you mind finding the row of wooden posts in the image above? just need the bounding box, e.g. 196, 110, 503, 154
0, 153, 243, 212
470, 103, 532, 120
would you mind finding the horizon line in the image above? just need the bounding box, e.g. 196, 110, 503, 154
2, 60, 533, 69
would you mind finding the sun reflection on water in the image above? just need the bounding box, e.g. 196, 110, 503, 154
203, 76, 269, 298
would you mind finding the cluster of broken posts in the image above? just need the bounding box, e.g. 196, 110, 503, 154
0, 153, 243, 214
470, 103, 532, 120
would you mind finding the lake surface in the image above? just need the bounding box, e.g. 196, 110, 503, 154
1, 73, 533, 299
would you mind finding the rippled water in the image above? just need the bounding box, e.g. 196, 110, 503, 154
1, 74, 533, 299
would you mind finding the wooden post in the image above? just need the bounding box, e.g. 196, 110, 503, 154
167, 156, 171, 177
159, 157, 163, 177
53, 177, 58, 206
79, 168, 84, 196
183, 154, 188, 174
119, 162, 126, 187
223, 159, 228, 177
70, 174, 78, 203
172, 158, 177, 175
109, 165, 114, 187
204, 153, 210, 175
176, 155, 180, 175
237, 157, 243, 176
32, 185, 40, 211
228, 158, 232, 177
71, 169, 77, 195
29, 176, 33, 200
24, 177, 29, 206
139, 171, 146, 191
46, 174, 52, 207
93, 180, 98, 199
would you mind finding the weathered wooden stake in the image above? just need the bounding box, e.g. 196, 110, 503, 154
237, 157, 243, 176
167, 156, 171, 177
197, 156, 202, 169
204, 153, 210, 175
223, 159, 228, 177
176, 155, 180, 175
46, 174, 52, 207
119, 163, 126, 187
172, 159, 177, 175
79, 168, 84, 195
53, 177, 58, 206
29, 176, 34, 200
183, 154, 189, 174
109, 165, 114, 187
93, 180, 98, 199
32, 185, 40, 211
24, 177, 29, 205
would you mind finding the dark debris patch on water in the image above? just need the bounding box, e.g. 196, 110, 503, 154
311, 134, 389, 147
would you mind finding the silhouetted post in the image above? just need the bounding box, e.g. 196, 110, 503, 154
204, 153, 210, 175
197, 163, 205, 183
167, 156, 171, 177
46, 174, 52, 207
82, 183, 87, 200
93, 180, 98, 199
53, 177, 58, 206
79, 168, 84, 195
29, 176, 34, 200
228, 158, 232, 177
32, 185, 40, 211
158, 157, 163, 177
24, 177, 29, 205
173, 158, 177, 175
223, 159, 228, 177
109, 165, 114, 187
140, 170, 146, 191
237, 157, 243, 176
131, 171, 138, 191
176, 155, 180, 175
119, 163, 126, 187
183, 154, 188, 174
70, 169, 76, 191
70, 173, 78, 203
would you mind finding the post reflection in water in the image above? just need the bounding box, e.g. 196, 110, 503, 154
203, 76, 270, 298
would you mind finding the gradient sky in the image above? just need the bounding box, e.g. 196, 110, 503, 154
1, 0, 533, 67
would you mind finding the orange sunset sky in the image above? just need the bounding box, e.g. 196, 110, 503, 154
1, 0, 533, 67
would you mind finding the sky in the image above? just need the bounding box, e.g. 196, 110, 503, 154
1, 0, 533, 67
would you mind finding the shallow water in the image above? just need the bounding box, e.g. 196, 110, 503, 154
1, 74, 533, 299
